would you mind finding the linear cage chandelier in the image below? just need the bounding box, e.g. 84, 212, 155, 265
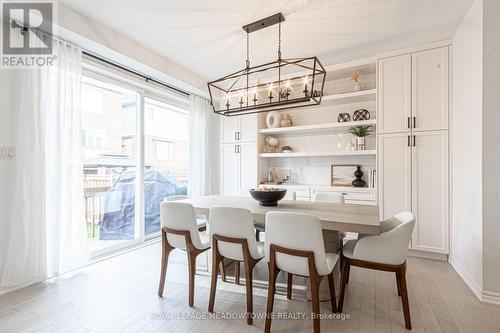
208, 13, 326, 117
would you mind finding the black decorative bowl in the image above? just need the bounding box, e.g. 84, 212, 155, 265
249, 189, 287, 206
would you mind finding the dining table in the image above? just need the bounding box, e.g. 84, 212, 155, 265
177, 195, 381, 299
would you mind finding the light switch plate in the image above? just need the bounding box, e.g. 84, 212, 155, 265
0, 146, 16, 160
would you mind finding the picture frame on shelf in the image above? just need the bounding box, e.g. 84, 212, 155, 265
331, 165, 358, 186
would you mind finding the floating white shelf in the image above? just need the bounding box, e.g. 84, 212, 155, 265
321, 89, 376, 104
259, 119, 376, 135
259, 150, 376, 158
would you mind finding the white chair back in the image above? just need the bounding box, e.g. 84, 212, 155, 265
284, 191, 296, 200
353, 212, 415, 265
209, 207, 262, 261
312, 191, 345, 204
265, 211, 330, 276
160, 201, 206, 250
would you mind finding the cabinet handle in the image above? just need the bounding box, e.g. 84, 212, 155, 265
413, 135, 416, 147
234, 132, 237, 141
413, 117, 416, 129
237, 131, 241, 140
407, 117, 411, 129
234, 145, 238, 153
408, 136, 411, 147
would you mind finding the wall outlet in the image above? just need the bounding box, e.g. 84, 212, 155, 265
0, 146, 16, 160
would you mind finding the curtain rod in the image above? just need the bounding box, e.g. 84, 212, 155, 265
82, 51, 189, 97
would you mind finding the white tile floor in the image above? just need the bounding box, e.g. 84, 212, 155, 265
1, 241, 499, 332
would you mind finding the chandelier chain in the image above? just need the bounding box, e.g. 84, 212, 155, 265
278, 17, 282, 61
246, 28, 250, 68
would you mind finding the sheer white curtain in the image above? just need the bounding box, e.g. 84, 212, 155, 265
0, 39, 87, 293
42, 40, 88, 276
188, 95, 216, 197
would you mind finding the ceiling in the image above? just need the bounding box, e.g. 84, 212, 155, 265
60, 0, 472, 81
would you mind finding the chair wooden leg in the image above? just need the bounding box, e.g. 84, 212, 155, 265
287, 273, 293, 300
219, 261, 226, 282
264, 263, 278, 333
244, 260, 254, 325
328, 272, 338, 313
396, 271, 402, 296
208, 255, 220, 312
158, 230, 171, 297
345, 262, 351, 284
235, 261, 240, 285
399, 265, 412, 330
255, 230, 260, 241
310, 275, 321, 333
338, 260, 350, 312
187, 251, 197, 307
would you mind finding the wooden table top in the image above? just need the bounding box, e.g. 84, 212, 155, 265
178, 195, 380, 235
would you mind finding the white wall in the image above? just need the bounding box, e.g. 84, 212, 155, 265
482, 0, 500, 297
450, 0, 483, 294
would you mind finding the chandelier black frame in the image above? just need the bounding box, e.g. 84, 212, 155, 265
207, 13, 326, 117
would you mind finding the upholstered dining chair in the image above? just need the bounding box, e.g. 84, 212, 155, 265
164, 195, 207, 231
338, 211, 416, 330
312, 191, 345, 204
255, 191, 296, 241
158, 201, 210, 307
208, 207, 265, 325
264, 211, 338, 333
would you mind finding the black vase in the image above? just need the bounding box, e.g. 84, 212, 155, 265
352, 166, 366, 187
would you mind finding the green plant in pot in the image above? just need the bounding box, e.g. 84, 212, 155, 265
348, 125, 373, 150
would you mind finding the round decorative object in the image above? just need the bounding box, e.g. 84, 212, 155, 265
338, 113, 351, 123
249, 188, 287, 206
266, 111, 282, 128
265, 136, 279, 148
280, 112, 293, 127
352, 166, 367, 187
353, 109, 370, 121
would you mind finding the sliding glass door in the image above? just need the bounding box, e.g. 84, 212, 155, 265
79, 62, 190, 257
81, 75, 141, 255
143, 96, 189, 237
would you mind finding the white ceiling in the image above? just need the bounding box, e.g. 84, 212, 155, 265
60, 0, 472, 81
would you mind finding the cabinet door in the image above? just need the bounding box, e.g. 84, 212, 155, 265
221, 144, 239, 195
239, 114, 257, 142
378, 133, 412, 220
238, 142, 257, 195
412, 47, 449, 132
378, 54, 412, 134
411, 131, 449, 253
221, 116, 239, 143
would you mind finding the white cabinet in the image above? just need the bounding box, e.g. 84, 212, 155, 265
378, 133, 412, 219
221, 114, 257, 143
378, 54, 411, 134
377, 45, 450, 255
412, 48, 449, 132
221, 144, 240, 196
220, 142, 257, 196
411, 131, 449, 253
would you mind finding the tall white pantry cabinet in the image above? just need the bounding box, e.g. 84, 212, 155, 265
377, 46, 450, 254
220, 114, 258, 196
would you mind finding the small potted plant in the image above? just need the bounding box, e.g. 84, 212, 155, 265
348, 125, 373, 150
281, 145, 293, 153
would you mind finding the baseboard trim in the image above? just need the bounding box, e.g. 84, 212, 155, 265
408, 249, 448, 261
449, 256, 500, 306
482, 290, 500, 306
449, 256, 483, 300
